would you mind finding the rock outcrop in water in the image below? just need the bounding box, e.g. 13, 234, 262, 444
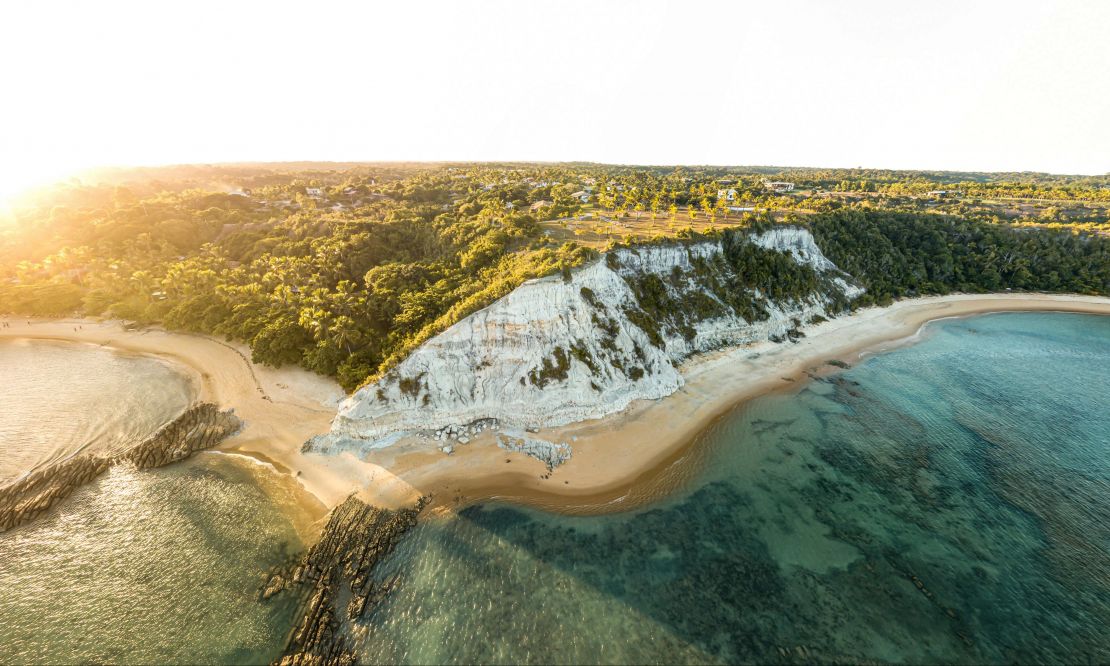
308, 227, 863, 454
0, 402, 240, 532
273, 495, 425, 666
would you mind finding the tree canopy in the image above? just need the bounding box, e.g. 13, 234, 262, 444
2, 163, 1108, 391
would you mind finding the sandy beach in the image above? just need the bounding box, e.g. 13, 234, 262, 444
358, 293, 1110, 515
4, 293, 1110, 520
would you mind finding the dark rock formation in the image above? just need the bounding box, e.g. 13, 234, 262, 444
0, 456, 111, 532
117, 402, 240, 468
274, 495, 426, 666
0, 402, 240, 532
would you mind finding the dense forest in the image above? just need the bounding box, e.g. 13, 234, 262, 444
809, 210, 1110, 306
2, 163, 1108, 390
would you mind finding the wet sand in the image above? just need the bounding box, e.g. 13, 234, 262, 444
5, 293, 1110, 519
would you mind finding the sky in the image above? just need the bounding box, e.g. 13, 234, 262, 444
1, 0, 1108, 200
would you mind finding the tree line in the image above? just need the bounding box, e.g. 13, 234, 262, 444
2, 165, 1108, 392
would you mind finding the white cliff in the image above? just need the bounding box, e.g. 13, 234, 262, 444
751, 224, 836, 270
308, 227, 863, 453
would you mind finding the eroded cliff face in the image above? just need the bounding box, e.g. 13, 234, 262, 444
309, 228, 862, 454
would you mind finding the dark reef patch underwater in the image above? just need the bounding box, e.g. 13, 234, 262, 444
350, 313, 1110, 665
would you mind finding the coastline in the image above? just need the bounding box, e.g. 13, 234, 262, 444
357, 293, 1110, 515
5, 293, 1110, 521
0, 319, 357, 528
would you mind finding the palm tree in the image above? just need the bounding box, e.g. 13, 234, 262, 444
299, 306, 330, 342
700, 197, 714, 223
331, 315, 361, 355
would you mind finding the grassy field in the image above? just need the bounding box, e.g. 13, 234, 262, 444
538, 190, 1110, 250
538, 205, 772, 249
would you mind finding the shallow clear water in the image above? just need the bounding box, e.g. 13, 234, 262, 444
0, 339, 194, 483
0, 339, 309, 665
354, 312, 1110, 664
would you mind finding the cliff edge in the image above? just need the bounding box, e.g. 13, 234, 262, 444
309, 227, 863, 454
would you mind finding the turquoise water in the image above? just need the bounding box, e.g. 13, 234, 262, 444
353, 313, 1110, 664
0, 340, 310, 665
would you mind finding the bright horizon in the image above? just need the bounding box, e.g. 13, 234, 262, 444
1, 0, 1108, 202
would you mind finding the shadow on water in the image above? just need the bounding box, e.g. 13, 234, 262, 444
356, 313, 1110, 665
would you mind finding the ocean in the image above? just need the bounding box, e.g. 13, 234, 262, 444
2, 312, 1108, 664
350, 312, 1110, 664
0, 339, 309, 664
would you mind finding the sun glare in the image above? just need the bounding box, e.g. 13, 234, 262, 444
0, 162, 77, 210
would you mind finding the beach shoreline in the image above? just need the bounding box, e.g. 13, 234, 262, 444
5, 293, 1110, 520
0, 319, 354, 526
355, 293, 1110, 515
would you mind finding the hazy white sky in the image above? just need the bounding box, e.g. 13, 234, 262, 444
1, 0, 1108, 197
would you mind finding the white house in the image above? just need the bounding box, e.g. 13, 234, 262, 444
305, 187, 324, 198
717, 188, 738, 201
570, 190, 590, 203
